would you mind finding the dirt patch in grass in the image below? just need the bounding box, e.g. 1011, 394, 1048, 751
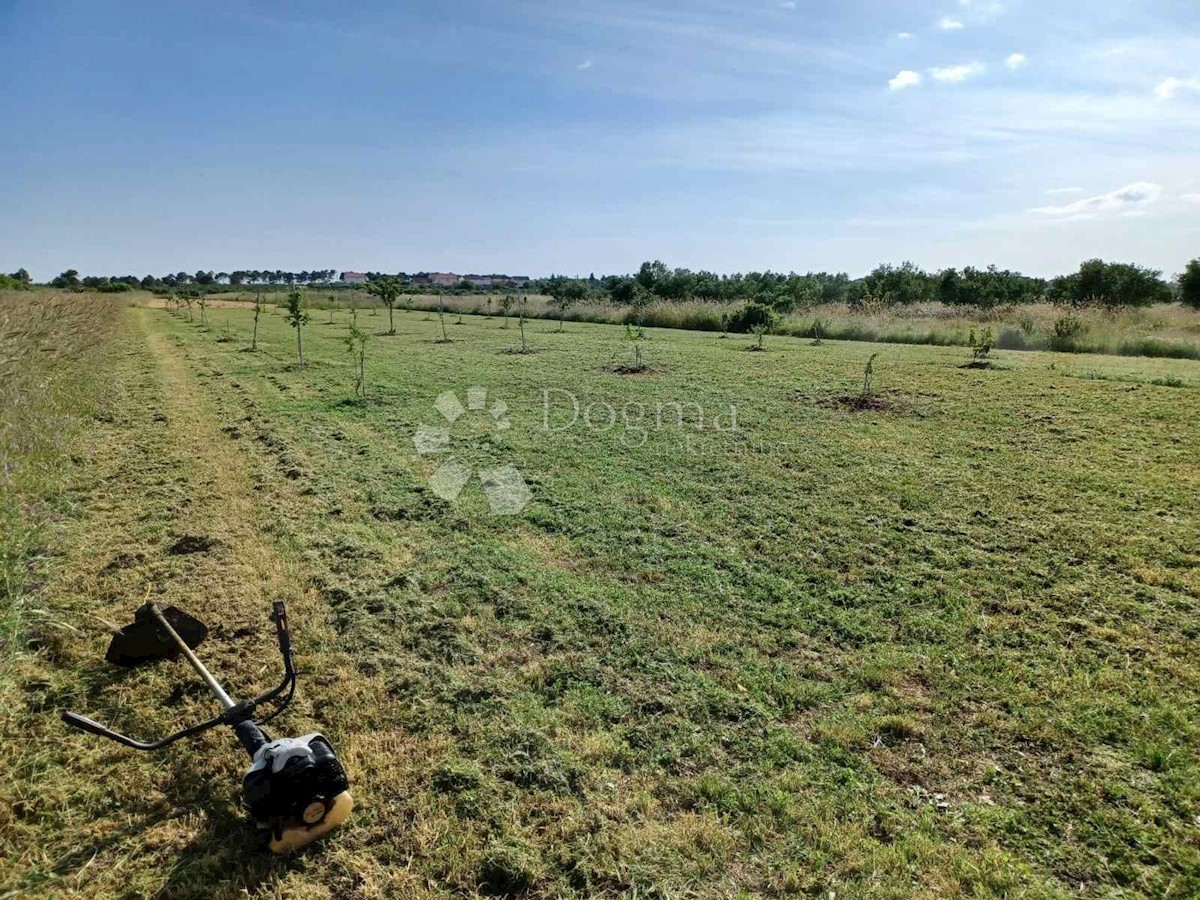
102, 550, 147, 572
806, 390, 919, 414
611, 363, 658, 375
166, 533, 219, 555
500, 347, 540, 356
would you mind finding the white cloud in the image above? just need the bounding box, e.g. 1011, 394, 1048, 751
777, 0, 797, 7
1031, 181, 1163, 219
1006, 52, 1026, 70
1046, 187, 1084, 195
888, 70, 922, 90
577, 59, 593, 69
1154, 76, 1200, 100
939, 17, 965, 30
1183, 193, 1200, 203
930, 62, 985, 83
897, 31, 913, 40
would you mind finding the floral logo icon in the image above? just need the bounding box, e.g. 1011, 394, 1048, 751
413, 387, 532, 515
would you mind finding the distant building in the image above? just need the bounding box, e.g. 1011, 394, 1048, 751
340, 271, 368, 285
500, 276, 531, 289
428, 272, 460, 287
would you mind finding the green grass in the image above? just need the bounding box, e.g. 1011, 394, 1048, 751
4, 301, 1199, 898
227, 290, 1200, 361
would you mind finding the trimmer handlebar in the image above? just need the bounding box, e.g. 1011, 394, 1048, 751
61, 709, 226, 750
61, 599, 298, 751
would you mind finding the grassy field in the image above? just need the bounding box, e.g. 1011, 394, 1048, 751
207, 290, 1200, 360
2, 296, 1199, 898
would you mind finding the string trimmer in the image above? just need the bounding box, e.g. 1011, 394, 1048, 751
61, 599, 352, 853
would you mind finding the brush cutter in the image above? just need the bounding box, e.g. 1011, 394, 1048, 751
61, 599, 352, 853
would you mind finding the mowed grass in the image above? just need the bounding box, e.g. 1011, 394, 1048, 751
3, 300, 1199, 898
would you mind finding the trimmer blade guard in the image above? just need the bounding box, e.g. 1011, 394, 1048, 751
106, 604, 208, 666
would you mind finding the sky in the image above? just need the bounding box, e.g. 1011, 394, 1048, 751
2, 0, 1199, 281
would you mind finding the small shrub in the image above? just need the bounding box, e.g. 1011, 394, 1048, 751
1051, 314, 1087, 351
995, 327, 1027, 350
284, 288, 310, 366
727, 302, 777, 334
862, 352, 880, 400
344, 321, 370, 398
969, 327, 994, 362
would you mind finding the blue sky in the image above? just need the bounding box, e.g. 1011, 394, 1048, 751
2, 0, 1199, 280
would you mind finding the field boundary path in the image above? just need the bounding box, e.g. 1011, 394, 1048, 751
3, 308, 418, 899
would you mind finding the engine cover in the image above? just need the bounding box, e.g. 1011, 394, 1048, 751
242, 732, 351, 852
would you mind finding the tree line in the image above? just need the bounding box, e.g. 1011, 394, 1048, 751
9, 258, 1200, 310
38, 269, 341, 291
566, 258, 1200, 311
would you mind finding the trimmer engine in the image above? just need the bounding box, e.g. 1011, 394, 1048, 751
243, 732, 352, 853
62, 597, 353, 853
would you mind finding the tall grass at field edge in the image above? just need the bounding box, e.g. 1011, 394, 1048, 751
195, 289, 1200, 359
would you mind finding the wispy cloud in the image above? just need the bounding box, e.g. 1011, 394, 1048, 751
1183, 193, 1200, 203
1046, 187, 1084, 195
930, 62, 985, 83
889, 70, 922, 90
777, 1, 797, 8
1031, 182, 1163, 219
938, 17, 965, 30
577, 59, 593, 69
1006, 52, 1026, 70
1155, 76, 1200, 100
897, 31, 913, 40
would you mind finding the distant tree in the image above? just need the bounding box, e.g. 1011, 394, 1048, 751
547, 278, 588, 332
229, 271, 245, 286
344, 320, 370, 399
857, 262, 933, 308
435, 295, 451, 342
938, 268, 960, 306
366, 276, 403, 335
51, 269, 80, 289
12, 268, 31, 285
609, 277, 642, 306
284, 288, 310, 366
1178, 259, 1200, 309
251, 291, 265, 351
517, 294, 529, 352
1048, 259, 1171, 310
636, 260, 669, 292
